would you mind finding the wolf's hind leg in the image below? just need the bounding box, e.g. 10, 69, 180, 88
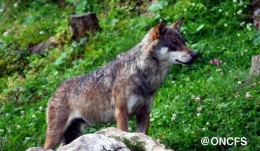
44, 99, 71, 149
44, 110, 69, 149
44, 127, 65, 149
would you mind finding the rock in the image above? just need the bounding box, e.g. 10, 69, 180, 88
57, 133, 130, 151
28, 37, 58, 54
27, 127, 173, 151
95, 127, 173, 151
26, 147, 54, 151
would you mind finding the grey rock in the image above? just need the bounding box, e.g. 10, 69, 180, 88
57, 133, 130, 151
26, 127, 174, 151
26, 147, 54, 151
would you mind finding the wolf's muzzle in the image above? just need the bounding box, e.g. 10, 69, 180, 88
183, 52, 198, 65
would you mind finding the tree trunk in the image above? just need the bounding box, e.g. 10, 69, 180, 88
250, 54, 260, 76
251, 0, 260, 29
69, 12, 101, 41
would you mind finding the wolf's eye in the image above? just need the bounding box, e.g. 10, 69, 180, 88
169, 42, 178, 51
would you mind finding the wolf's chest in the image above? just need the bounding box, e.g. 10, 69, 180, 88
126, 95, 146, 115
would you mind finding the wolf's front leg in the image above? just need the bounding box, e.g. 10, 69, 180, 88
115, 107, 129, 131
136, 96, 154, 134
114, 95, 129, 131
136, 109, 150, 134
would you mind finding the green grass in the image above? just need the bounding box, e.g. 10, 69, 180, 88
0, 0, 260, 150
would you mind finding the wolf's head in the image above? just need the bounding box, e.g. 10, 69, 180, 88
149, 18, 197, 66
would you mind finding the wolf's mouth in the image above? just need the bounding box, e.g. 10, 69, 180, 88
176, 60, 190, 65
176, 52, 198, 65
176, 58, 196, 65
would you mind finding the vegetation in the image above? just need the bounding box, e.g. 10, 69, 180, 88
0, 0, 259, 150
111, 136, 146, 151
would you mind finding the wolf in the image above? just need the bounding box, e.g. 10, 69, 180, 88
44, 18, 197, 149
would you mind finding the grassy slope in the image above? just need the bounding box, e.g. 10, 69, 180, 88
0, 0, 260, 150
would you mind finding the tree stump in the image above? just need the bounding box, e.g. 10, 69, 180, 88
69, 12, 101, 41
250, 54, 260, 76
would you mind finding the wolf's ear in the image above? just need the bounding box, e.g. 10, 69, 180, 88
172, 17, 184, 30
152, 19, 167, 41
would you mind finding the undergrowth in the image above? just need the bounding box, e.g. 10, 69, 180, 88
0, 0, 259, 150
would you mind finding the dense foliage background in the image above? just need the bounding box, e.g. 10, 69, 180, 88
0, 0, 259, 150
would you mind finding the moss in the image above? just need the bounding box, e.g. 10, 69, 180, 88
110, 136, 146, 151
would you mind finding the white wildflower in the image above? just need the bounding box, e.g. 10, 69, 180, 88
245, 92, 252, 99
240, 21, 245, 26
171, 116, 176, 121
216, 68, 221, 72
235, 94, 240, 98
171, 114, 177, 121
237, 10, 242, 15
197, 107, 202, 112
20, 111, 25, 115
14, 2, 18, 8
194, 96, 201, 103
39, 31, 44, 35
246, 23, 252, 31
225, 12, 229, 16
39, 106, 43, 111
